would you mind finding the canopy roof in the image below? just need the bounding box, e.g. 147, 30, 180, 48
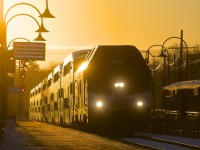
164, 80, 200, 90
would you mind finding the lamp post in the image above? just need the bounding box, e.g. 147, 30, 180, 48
162, 33, 189, 82
144, 50, 156, 117
146, 44, 170, 86
0, 0, 54, 130
159, 46, 170, 86
145, 46, 164, 117
5, 13, 46, 118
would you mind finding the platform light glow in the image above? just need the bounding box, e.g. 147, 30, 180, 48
96, 101, 103, 108
114, 82, 124, 88
137, 101, 143, 107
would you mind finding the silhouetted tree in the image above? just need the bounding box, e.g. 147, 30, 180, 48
10, 60, 58, 117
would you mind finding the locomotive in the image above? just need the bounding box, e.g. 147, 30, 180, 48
29, 45, 152, 132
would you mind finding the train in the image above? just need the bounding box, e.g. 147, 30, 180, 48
164, 80, 200, 120
29, 45, 152, 132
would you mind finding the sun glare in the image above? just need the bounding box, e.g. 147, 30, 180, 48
4, 1, 10, 14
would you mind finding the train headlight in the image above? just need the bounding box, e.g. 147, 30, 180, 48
137, 101, 143, 107
114, 82, 124, 88
96, 101, 103, 108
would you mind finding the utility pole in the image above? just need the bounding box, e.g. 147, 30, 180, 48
179, 30, 183, 82
0, 0, 5, 132
0, 0, 8, 130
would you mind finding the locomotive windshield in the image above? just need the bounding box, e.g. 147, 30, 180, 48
86, 46, 151, 94
89, 46, 148, 72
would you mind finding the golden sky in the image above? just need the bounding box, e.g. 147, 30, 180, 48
3, 0, 200, 65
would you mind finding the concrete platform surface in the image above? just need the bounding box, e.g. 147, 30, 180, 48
0, 119, 147, 150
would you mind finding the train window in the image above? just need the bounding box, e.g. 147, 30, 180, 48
45, 97, 48, 104
47, 79, 52, 87
198, 87, 200, 95
164, 90, 170, 96
51, 93, 54, 101
93, 55, 142, 72
70, 83, 73, 94
38, 88, 41, 93
84, 81, 88, 106
188, 89, 194, 95
42, 84, 46, 91
165, 90, 175, 96
54, 73, 59, 82
64, 63, 71, 76
64, 98, 69, 108
58, 88, 64, 99
54, 102, 58, 110
61, 88, 64, 98
193, 88, 198, 95
79, 81, 82, 94
193, 87, 200, 96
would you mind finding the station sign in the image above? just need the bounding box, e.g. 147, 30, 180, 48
13, 42, 46, 60
8, 86, 21, 94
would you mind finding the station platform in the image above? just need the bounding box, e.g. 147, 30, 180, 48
0, 119, 145, 150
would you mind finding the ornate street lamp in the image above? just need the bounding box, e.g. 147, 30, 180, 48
8, 37, 30, 49
146, 44, 170, 86
162, 35, 189, 81
0, 0, 55, 125
6, 13, 47, 41
4, 3, 51, 34
40, 0, 55, 18
145, 47, 162, 117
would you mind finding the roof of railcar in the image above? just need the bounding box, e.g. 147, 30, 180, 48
47, 71, 53, 80
63, 49, 92, 66
53, 63, 63, 74
30, 88, 35, 93
164, 80, 200, 90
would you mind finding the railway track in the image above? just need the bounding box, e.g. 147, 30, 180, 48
117, 132, 200, 150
